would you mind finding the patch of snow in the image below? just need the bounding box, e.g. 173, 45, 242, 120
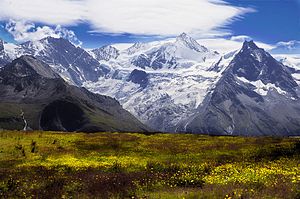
237, 76, 287, 96
251, 50, 263, 62
111, 43, 133, 51
3, 43, 19, 59
292, 73, 300, 85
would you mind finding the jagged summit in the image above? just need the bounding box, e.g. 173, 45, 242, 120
176, 32, 209, 53
241, 40, 260, 51
32, 37, 74, 49
181, 41, 300, 136
130, 42, 144, 48
126, 42, 149, 55
91, 45, 119, 61
41, 36, 69, 43
1, 55, 60, 79
21, 37, 68, 49
18, 36, 110, 85
176, 32, 189, 40
230, 41, 298, 96
128, 32, 219, 70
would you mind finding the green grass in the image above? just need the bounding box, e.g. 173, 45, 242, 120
0, 131, 299, 198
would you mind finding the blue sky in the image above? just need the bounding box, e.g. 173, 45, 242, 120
225, 0, 300, 43
0, 0, 299, 50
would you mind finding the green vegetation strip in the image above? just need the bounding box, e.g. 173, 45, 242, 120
0, 131, 299, 198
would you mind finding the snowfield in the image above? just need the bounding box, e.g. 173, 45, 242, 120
83, 34, 236, 131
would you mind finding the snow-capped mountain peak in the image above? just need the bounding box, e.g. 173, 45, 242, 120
241, 40, 259, 50
127, 33, 220, 70
239, 40, 267, 61
91, 45, 119, 61
230, 40, 298, 97
125, 42, 150, 55
180, 41, 300, 136
0, 36, 110, 85
176, 32, 209, 53
3, 55, 60, 79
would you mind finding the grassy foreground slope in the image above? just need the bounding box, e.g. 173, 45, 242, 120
0, 131, 299, 198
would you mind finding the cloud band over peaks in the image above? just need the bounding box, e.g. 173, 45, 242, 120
0, 0, 254, 37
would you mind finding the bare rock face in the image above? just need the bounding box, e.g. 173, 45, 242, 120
4, 37, 110, 85
128, 69, 149, 89
0, 55, 150, 133
180, 41, 300, 136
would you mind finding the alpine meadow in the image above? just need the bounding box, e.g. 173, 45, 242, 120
0, 0, 300, 198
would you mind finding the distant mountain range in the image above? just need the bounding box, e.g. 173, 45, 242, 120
0, 34, 300, 136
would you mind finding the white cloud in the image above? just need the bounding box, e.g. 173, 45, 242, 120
270, 40, 300, 54
86, 0, 253, 37
0, 0, 85, 25
230, 35, 252, 42
198, 37, 274, 54
5, 20, 82, 46
0, 0, 254, 37
111, 43, 134, 51
276, 40, 300, 49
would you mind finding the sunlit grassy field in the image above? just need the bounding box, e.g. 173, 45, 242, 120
0, 131, 299, 198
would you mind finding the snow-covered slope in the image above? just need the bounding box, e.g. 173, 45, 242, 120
85, 39, 300, 134
0, 39, 14, 66
129, 33, 219, 70
90, 45, 120, 61
0, 37, 110, 85
84, 33, 233, 131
